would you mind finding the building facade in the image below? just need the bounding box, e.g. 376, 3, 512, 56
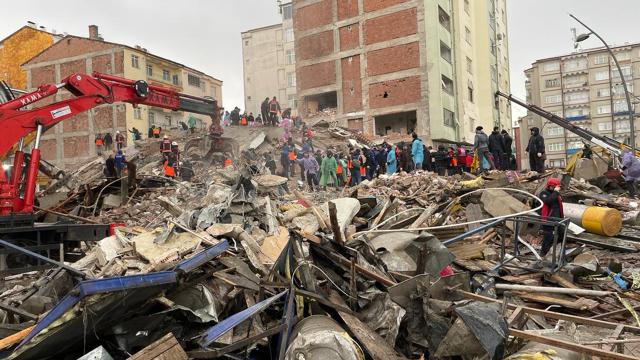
22, 25, 222, 169
519, 44, 640, 169
0, 23, 62, 89
242, 1, 298, 117
291, 0, 511, 144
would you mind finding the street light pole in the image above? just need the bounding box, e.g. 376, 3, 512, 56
570, 13, 636, 151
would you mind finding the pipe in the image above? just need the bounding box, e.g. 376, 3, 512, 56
495, 283, 611, 297
563, 203, 622, 236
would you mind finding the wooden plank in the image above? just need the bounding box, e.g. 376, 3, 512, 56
0, 325, 34, 351
510, 328, 638, 360
409, 204, 438, 229
328, 201, 344, 245
514, 292, 600, 311
127, 332, 187, 360
605, 324, 626, 353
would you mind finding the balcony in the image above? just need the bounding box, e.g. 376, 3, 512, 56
563, 81, 588, 90
566, 114, 589, 121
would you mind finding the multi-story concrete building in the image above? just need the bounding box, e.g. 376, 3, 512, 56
519, 44, 640, 169
0, 22, 63, 89
22, 25, 222, 169
291, 0, 511, 145
242, 1, 298, 117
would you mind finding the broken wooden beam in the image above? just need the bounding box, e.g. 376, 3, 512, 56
495, 283, 612, 297
328, 201, 344, 245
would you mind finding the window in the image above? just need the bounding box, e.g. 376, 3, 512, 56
616, 51, 631, 61
443, 108, 455, 127
614, 101, 629, 113
188, 74, 201, 87
286, 49, 296, 65
440, 42, 452, 63
468, 86, 474, 102
438, 6, 451, 32
283, 28, 294, 42
613, 84, 633, 95
595, 70, 609, 81
594, 55, 607, 65
146, 65, 153, 77
564, 59, 587, 71
597, 105, 611, 114
288, 94, 297, 109
149, 112, 155, 124
616, 120, 630, 130
545, 78, 559, 88
165, 115, 172, 127
566, 108, 588, 117
441, 75, 454, 94
597, 88, 610, 97
282, 3, 292, 20
547, 127, 562, 136
549, 159, 565, 168
564, 92, 588, 103
133, 107, 141, 119
466, 57, 473, 73
545, 95, 561, 104
543, 62, 560, 72
464, 0, 470, 13
131, 55, 139, 69
172, 74, 179, 85
162, 70, 170, 81
287, 72, 296, 87
465, 27, 471, 44
548, 142, 565, 152
612, 65, 632, 79
568, 140, 582, 149
598, 122, 612, 131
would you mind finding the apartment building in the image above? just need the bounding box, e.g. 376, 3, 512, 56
242, 1, 298, 117
291, 0, 511, 145
519, 44, 640, 169
0, 22, 63, 89
22, 25, 222, 169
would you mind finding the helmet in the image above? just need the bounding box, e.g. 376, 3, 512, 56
163, 135, 169, 139
172, 141, 178, 146
116, 131, 120, 134
547, 178, 561, 188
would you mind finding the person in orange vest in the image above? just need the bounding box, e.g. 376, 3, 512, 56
153, 126, 161, 138
163, 151, 177, 178
223, 158, 233, 168
240, 112, 248, 126
288, 141, 297, 177
95, 134, 104, 155
160, 135, 172, 161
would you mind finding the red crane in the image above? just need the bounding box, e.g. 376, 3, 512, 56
0, 72, 223, 217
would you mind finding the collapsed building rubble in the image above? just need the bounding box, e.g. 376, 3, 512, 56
1, 125, 640, 359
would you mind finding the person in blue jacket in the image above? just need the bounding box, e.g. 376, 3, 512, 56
386, 145, 397, 175
411, 133, 424, 170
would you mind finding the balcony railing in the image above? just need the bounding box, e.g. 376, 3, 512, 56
566, 114, 589, 121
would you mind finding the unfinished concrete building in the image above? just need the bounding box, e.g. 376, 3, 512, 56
292, 0, 511, 145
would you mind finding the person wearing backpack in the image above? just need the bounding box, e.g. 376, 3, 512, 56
268, 96, 281, 126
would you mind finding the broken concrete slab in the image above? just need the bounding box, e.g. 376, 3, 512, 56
260, 226, 289, 264
320, 198, 360, 238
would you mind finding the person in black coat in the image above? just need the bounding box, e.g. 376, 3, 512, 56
526, 127, 546, 172
539, 178, 564, 257
501, 130, 513, 170
488, 127, 506, 170
261, 98, 270, 126
433, 145, 448, 176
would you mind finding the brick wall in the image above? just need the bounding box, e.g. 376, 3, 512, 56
297, 61, 336, 91
297, 31, 334, 61
339, 25, 359, 51
338, 0, 359, 20
59, 59, 86, 78
25, 36, 116, 65
341, 56, 362, 112
364, 0, 408, 12
363, 8, 417, 45
369, 75, 421, 108
294, 0, 333, 32
367, 42, 420, 76
0, 27, 55, 89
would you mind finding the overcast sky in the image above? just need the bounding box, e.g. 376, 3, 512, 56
2, 0, 639, 123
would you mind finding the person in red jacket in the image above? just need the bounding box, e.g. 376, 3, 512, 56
539, 177, 564, 257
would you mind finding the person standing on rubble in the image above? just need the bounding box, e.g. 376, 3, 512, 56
423, 145, 433, 172
386, 145, 397, 175
264, 153, 277, 175
296, 144, 306, 182
152, 126, 161, 138
301, 151, 320, 191
502, 130, 513, 169
457, 146, 468, 173
474, 126, 494, 173
280, 116, 293, 143
349, 149, 365, 186
377, 146, 388, 175
488, 127, 506, 170
539, 178, 565, 258
447, 146, 458, 175
320, 150, 338, 190
525, 127, 546, 173
621, 150, 640, 198
163, 151, 177, 179
171, 141, 180, 176
411, 133, 424, 171
268, 96, 281, 126
581, 143, 593, 159
129, 127, 141, 141
188, 115, 197, 134
103, 132, 113, 150
114, 150, 126, 178
366, 147, 378, 180
115, 131, 125, 151
95, 134, 104, 155
261, 97, 270, 126
280, 143, 291, 179
160, 135, 172, 161
104, 154, 116, 178
434, 145, 449, 176
336, 154, 347, 186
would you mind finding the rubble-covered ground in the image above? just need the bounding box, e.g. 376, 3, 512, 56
1, 124, 640, 360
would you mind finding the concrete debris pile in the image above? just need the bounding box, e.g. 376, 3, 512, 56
2, 129, 640, 359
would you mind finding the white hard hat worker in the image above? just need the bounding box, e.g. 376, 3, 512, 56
172, 141, 178, 146
116, 130, 120, 134
164, 135, 169, 139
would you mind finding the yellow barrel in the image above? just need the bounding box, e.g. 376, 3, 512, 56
582, 206, 622, 237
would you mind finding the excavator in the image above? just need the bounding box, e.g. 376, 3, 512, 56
0, 72, 226, 272
496, 91, 640, 176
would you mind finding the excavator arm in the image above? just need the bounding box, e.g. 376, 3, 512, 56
0, 72, 221, 215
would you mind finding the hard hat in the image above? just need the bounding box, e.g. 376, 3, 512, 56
172, 141, 178, 146
547, 178, 561, 188
116, 130, 120, 134
164, 135, 168, 139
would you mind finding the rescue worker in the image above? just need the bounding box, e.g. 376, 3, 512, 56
264, 153, 277, 175
474, 126, 494, 172
148, 125, 155, 139
261, 97, 270, 127
281, 143, 291, 178
488, 127, 506, 170
434, 145, 449, 176
447, 147, 458, 175
288, 142, 297, 177
336, 154, 347, 187
129, 127, 141, 141
103, 132, 113, 150
457, 146, 468, 173
171, 141, 180, 176
581, 143, 593, 159
104, 155, 116, 178
526, 127, 546, 173
188, 115, 197, 134
320, 150, 338, 190
115, 131, 125, 151
114, 150, 126, 178
163, 151, 177, 179
622, 150, 640, 198
301, 151, 320, 191
502, 130, 514, 170
539, 178, 565, 257
411, 133, 424, 170
152, 126, 161, 138
386, 145, 397, 175
95, 134, 104, 155
268, 96, 281, 126
160, 135, 172, 161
